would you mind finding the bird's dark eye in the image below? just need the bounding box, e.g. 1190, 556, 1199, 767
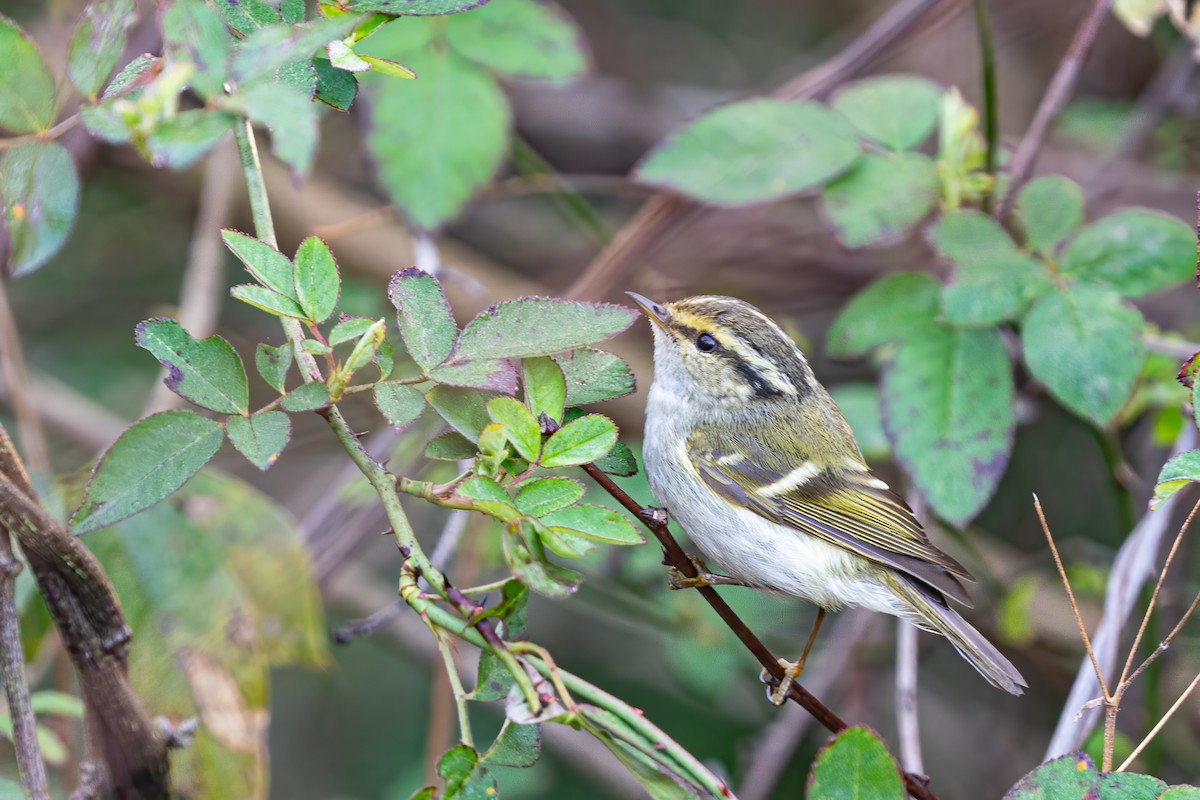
695, 333, 717, 353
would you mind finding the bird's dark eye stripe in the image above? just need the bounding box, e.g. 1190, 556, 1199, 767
696, 333, 717, 352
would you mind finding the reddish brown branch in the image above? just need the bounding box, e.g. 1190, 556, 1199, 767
579, 462, 938, 800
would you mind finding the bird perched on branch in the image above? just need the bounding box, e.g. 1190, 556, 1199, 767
628, 292, 1026, 704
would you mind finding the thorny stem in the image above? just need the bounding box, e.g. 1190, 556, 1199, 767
231, 122, 544, 717
577, 459, 939, 800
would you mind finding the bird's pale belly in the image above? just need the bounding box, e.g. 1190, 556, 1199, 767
644, 420, 909, 618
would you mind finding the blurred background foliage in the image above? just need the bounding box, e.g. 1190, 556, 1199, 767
5, 0, 1200, 797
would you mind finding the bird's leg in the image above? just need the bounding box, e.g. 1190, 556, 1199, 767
666, 554, 745, 590
765, 608, 826, 706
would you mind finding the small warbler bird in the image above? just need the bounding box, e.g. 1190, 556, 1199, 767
628, 292, 1026, 703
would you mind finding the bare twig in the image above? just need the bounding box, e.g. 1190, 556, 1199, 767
1117, 670, 1200, 772
738, 610, 877, 800
0, 528, 49, 798
996, 0, 1113, 219
1035, 495, 1108, 698
0, 278, 50, 474
577, 461, 939, 800
896, 621, 924, 775
1045, 426, 1198, 758
1118, 497, 1200, 687
146, 138, 239, 414
564, 0, 955, 302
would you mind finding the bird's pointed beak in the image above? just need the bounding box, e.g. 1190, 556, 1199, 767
626, 291, 670, 330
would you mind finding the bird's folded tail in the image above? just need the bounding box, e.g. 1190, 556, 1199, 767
889, 576, 1027, 696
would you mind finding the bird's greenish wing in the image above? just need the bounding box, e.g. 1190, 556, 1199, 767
688, 430, 973, 605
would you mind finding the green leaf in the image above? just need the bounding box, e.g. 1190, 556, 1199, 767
487, 397, 542, 462
71, 411, 224, 534
820, 153, 938, 248
575, 707, 708, 800
226, 410, 291, 470
222, 230, 298, 298
1060, 208, 1195, 297
459, 476, 518, 518
881, 325, 1013, 525
445, 0, 587, 80
29, 691, 85, 718
366, 48, 509, 230
929, 209, 1021, 263
1004, 753, 1097, 799
437, 744, 497, 799
523, 356, 566, 424
553, 348, 635, 405
1157, 788, 1200, 800
313, 56, 358, 111
389, 268, 458, 369
807, 727, 905, 800
103, 53, 158, 99
831, 75, 941, 152
942, 255, 1052, 325
541, 504, 643, 545
328, 317, 375, 346
89, 470, 326, 797
135, 318, 249, 414
428, 359, 519, 393
341, 0, 496, 13
482, 720, 541, 768
213, 0, 280, 34
594, 439, 637, 477
145, 110, 236, 170
514, 477, 584, 517
829, 383, 888, 461
506, 533, 581, 599
281, 381, 330, 412
231, 285, 308, 318
373, 382, 426, 429
826, 272, 940, 358
256, 343, 293, 393
0, 141, 80, 276
341, 319, 385, 378
1097, 772, 1167, 800
541, 414, 617, 468
361, 56, 417, 79
226, 80, 318, 176
162, 0, 230, 100
1016, 175, 1084, 254
1021, 285, 1146, 425
455, 298, 637, 361
1151, 450, 1200, 509
67, 0, 135, 99
635, 99, 860, 206
0, 15, 56, 133
231, 15, 357, 85
426, 431, 477, 461
427, 385, 492, 441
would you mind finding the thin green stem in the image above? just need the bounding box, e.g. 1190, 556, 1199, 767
231, 120, 541, 717
972, 0, 998, 211
1093, 426, 1136, 533
429, 621, 475, 748
523, 654, 730, 799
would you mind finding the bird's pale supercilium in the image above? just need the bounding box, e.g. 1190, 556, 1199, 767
628, 291, 1026, 702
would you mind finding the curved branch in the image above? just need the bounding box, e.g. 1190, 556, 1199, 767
578, 461, 939, 800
